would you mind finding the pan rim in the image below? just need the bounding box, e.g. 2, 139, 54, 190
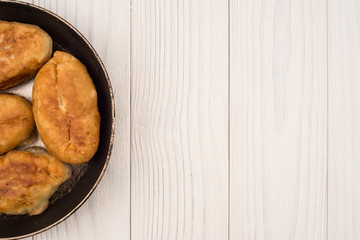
0, 0, 115, 239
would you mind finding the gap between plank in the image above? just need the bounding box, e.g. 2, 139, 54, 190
326, 0, 329, 238
227, 0, 231, 239
130, 0, 133, 239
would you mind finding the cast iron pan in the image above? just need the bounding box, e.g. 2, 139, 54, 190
0, 0, 115, 239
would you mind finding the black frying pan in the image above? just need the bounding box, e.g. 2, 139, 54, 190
0, 1, 115, 239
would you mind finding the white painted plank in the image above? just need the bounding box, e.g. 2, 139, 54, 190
18, 0, 131, 239
229, 0, 327, 239
328, 0, 360, 239
131, 0, 228, 239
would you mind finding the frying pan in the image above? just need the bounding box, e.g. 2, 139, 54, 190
0, 0, 115, 239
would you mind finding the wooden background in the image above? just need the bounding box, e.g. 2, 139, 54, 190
15, 0, 360, 239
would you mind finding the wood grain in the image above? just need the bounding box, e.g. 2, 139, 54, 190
328, 0, 360, 239
130, 0, 228, 239
10, 0, 360, 239
229, 0, 328, 239
19, 0, 131, 239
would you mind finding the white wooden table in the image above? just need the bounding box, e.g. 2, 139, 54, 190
17, 0, 360, 239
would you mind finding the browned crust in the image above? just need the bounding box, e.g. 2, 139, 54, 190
0, 21, 52, 90
0, 94, 35, 155
33, 51, 100, 164
0, 150, 71, 215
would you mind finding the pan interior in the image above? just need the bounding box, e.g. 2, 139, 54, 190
0, 1, 114, 239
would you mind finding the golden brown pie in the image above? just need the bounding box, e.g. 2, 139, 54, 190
33, 51, 100, 164
0, 94, 35, 155
0, 21, 52, 90
0, 149, 71, 215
